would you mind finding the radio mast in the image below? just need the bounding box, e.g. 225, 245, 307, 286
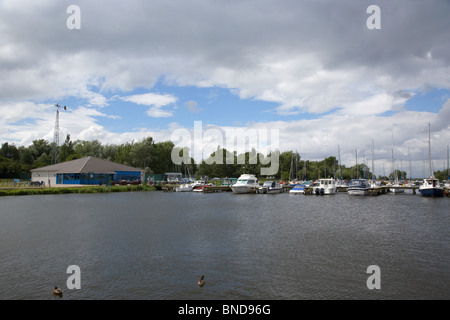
51, 102, 67, 164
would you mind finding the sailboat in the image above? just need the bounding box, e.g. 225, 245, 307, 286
348, 149, 370, 195
419, 123, 444, 197
336, 145, 348, 189
389, 132, 404, 194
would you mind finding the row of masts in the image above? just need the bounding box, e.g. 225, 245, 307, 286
290, 123, 447, 181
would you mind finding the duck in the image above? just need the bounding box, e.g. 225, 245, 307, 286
52, 286, 63, 295
198, 275, 205, 287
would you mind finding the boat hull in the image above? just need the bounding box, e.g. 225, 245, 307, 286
348, 188, 369, 196
389, 188, 404, 194
231, 186, 256, 194
259, 187, 283, 194
419, 187, 445, 197
314, 187, 337, 195
175, 185, 193, 192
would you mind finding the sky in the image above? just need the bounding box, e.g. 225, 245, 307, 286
1, 0, 449, 178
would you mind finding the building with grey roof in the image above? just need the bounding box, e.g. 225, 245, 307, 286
30, 156, 143, 186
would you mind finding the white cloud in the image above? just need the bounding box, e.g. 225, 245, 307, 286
121, 93, 176, 107
121, 92, 177, 118
1, 0, 450, 177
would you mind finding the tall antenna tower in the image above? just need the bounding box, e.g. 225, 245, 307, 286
51, 102, 67, 164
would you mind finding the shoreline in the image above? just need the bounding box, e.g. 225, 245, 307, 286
0, 184, 157, 196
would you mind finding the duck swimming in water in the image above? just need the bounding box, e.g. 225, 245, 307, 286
52, 286, 63, 295
198, 275, 205, 287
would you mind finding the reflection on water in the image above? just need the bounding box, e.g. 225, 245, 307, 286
0, 191, 449, 299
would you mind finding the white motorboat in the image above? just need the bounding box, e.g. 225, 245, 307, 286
389, 183, 405, 194
230, 174, 259, 194
313, 178, 337, 195
175, 183, 193, 192
259, 181, 283, 194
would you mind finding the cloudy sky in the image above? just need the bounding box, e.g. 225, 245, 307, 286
1, 0, 449, 177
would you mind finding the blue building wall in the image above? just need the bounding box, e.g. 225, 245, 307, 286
114, 171, 141, 182
57, 171, 141, 185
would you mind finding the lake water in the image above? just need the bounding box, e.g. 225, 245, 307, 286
0, 190, 449, 300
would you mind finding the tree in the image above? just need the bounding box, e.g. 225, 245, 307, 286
74, 139, 104, 158
59, 134, 76, 162
29, 139, 52, 159
129, 137, 155, 168
151, 141, 175, 174
0, 155, 21, 178
0, 142, 20, 161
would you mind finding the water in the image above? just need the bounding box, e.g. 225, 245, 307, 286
0, 191, 449, 300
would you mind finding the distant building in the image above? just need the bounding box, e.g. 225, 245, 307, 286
30, 156, 143, 186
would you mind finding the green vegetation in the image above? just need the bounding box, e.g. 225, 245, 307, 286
0, 184, 156, 197
2, 137, 447, 182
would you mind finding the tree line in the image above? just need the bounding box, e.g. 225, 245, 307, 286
2, 136, 444, 181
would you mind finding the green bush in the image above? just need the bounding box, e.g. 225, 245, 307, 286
0, 184, 156, 197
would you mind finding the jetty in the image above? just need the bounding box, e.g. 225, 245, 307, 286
203, 186, 232, 193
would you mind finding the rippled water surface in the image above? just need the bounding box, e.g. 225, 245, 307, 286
0, 191, 449, 299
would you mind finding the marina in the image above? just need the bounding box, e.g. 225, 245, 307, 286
160, 181, 438, 196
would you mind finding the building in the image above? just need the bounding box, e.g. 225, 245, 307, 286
30, 156, 143, 186
145, 172, 183, 184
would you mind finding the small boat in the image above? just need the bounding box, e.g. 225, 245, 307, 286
258, 181, 283, 194
336, 180, 348, 188
289, 184, 306, 194
313, 178, 337, 195
193, 183, 213, 192
419, 123, 445, 197
175, 183, 193, 192
419, 177, 444, 197
389, 183, 405, 194
444, 180, 450, 189
230, 174, 259, 194
348, 179, 370, 196
389, 131, 404, 194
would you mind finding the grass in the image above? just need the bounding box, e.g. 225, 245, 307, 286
0, 184, 156, 197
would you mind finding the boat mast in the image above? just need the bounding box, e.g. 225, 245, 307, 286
408, 147, 412, 182
447, 144, 449, 180
338, 145, 342, 181
428, 123, 432, 178
372, 140, 375, 183
391, 130, 398, 184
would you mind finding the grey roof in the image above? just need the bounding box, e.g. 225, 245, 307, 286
30, 157, 142, 174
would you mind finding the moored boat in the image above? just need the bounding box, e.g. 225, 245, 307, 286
348, 179, 370, 196
258, 181, 283, 194
193, 183, 213, 192
289, 184, 306, 194
419, 177, 444, 197
419, 123, 445, 197
313, 178, 337, 195
175, 183, 194, 192
230, 174, 259, 194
